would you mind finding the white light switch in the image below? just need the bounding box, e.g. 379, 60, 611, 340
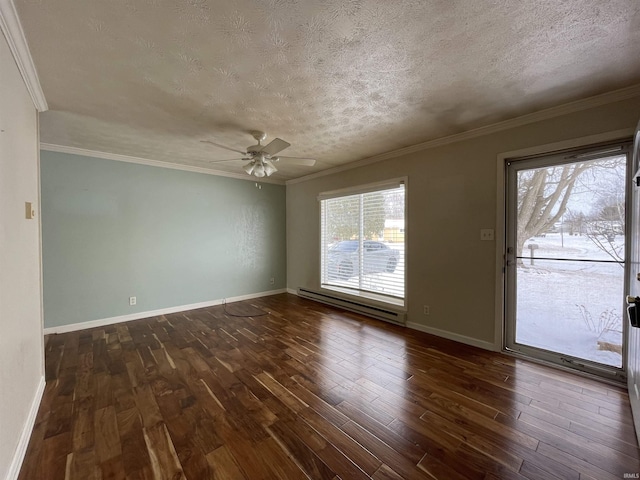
480, 229, 494, 241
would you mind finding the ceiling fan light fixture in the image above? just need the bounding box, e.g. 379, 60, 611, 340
243, 161, 255, 174
253, 163, 266, 177
263, 160, 277, 176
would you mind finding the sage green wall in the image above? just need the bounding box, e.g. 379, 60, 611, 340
41, 151, 286, 328
287, 96, 640, 346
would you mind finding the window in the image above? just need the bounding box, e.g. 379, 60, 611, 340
320, 180, 405, 303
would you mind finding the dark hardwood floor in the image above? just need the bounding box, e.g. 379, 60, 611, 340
18, 293, 640, 479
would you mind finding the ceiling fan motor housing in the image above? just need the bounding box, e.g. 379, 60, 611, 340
246, 130, 267, 154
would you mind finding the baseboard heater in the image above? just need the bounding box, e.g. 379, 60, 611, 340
297, 287, 406, 326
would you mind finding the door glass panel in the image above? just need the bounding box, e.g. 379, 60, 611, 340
516, 259, 624, 366
512, 154, 627, 369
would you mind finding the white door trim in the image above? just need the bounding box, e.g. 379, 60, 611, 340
494, 128, 634, 351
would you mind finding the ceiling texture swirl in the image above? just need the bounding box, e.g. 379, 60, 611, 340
14, 0, 640, 180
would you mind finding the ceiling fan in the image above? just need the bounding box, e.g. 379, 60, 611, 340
201, 131, 316, 178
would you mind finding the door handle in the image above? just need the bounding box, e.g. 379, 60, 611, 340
627, 295, 640, 328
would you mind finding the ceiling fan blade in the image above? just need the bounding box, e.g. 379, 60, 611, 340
261, 138, 290, 155
276, 156, 316, 166
200, 140, 247, 155
207, 158, 248, 164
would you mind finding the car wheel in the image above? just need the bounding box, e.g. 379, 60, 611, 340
385, 258, 397, 273
338, 261, 353, 280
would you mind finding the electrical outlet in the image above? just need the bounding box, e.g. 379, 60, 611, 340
480, 229, 494, 241
423, 305, 430, 315
129, 296, 136, 306
270, 277, 275, 285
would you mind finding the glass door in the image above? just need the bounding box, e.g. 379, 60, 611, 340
505, 142, 632, 380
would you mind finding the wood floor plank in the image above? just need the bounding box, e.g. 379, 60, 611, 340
267, 420, 336, 479
143, 422, 186, 480
535, 442, 622, 480
45, 337, 65, 381
18, 294, 639, 480
567, 417, 640, 458
39, 431, 72, 480
205, 445, 247, 479
416, 455, 470, 480
298, 406, 382, 475
337, 400, 425, 463
64, 448, 101, 480
518, 460, 565, 480
94, 405, 122, 463
133, 383, 163, 429
341, 420, 432, 480
420, 395, 539, 451
286, 414, 370, 480
506, 409, 639, 475
419, 410, 524, 472
99, 454, 126, 480
255, 436, 309, 480
117, 407, 152, 476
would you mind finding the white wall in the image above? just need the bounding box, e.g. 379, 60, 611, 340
0, 30, 44, 480
287, 95, 640, 348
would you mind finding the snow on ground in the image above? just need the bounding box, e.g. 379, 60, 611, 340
516, 233, 624, 367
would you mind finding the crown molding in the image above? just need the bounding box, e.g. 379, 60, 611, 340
40, 143, 286, 185
287, 84, 640, 185
0, 0, 47, 111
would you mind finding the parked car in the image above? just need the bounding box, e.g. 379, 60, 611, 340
327, 240, 398, 280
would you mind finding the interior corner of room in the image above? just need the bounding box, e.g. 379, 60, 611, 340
2, 1, 640, 478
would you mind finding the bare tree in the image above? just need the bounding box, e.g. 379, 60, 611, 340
516, 155, 626, 261
584, 193, 625, 266
363, 192, 386, 238
516, 163, 590, 257
325, 192, 387, 242
384, 190, 405, 219
325, 196, 360, 241
564, 209, 586, 235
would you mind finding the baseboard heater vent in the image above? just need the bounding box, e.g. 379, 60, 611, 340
297, 288, 406, 326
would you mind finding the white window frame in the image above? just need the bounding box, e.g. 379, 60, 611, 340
318, 178, 407, 307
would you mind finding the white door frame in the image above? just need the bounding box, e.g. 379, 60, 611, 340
627, 120, 640, 445
494, 129, 634, 373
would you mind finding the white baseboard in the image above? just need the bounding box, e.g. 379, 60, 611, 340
6, 375, 45, 480
43, 289, 287, 335
406, 322, 498, 352
289, 286, 495, 351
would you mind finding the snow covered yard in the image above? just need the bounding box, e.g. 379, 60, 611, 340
516, 233, 624, 367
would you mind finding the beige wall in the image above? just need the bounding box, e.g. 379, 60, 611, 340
0, 31, 44, 479
287, 96, 640, 347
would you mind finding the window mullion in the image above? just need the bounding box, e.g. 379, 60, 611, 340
359, 194, 364, 290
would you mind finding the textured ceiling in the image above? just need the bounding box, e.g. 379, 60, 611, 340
15, 0, 640, 181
